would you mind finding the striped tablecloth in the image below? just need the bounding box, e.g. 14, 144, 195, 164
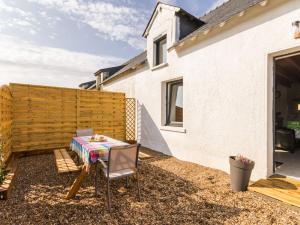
70, 135, 128, 167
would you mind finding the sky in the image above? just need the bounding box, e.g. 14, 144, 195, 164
0, 0, 227, 88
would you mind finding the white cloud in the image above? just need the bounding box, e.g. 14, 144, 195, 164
28, 0, 147, 49
0, 35, 123, 87
0, 0, 38, 33
206, 0, 229, 13
159, 0, 177, 5
0, 0, 29, 16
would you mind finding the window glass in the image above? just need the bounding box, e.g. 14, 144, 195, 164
167, 80, 183, 126
159, 38, 167, 64
155, 36, 167, 66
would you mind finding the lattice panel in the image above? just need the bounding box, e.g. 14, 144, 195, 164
125, 98, 136, 141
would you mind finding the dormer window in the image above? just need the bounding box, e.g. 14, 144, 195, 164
154, 35, 167, 66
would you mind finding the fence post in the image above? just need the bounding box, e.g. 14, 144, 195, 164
76, 89, 80, 130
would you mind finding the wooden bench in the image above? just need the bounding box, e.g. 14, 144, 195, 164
54, 149, 80, 174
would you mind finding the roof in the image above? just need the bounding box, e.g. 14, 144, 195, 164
175, 0, 266, 46
101, 51, 147, 84
201, 0, 264, 25
79, 80, 96, 89
91, 0, 268, 86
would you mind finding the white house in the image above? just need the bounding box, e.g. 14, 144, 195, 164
80, 0, 300, 181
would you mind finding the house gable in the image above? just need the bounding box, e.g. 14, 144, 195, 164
144, 2, 204, 69
142, 3, 180, 38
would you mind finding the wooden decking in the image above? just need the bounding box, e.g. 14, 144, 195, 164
248, 175, 300, 208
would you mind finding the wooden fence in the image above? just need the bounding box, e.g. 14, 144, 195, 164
10, 83, 126, 152
0, 85, 13, 163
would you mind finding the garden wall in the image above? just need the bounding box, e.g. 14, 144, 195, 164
10, 83, 126, 152
0, 85, 13, 163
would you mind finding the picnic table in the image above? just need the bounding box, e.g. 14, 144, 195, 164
66, 135, 129, 199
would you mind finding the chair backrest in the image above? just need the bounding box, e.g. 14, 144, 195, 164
76, 128, 93, 137
108, 144, 140, 174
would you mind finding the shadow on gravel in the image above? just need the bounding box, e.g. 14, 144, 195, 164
0, 153, 246, 225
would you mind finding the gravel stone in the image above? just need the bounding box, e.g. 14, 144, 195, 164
0, 153, 299, 225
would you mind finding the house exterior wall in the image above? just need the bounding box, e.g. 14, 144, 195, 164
103, 69, 140, 98
103, 0, 300, 180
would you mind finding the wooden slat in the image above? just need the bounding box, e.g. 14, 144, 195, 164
54, 149, 79, 173
0, 85, 13, 163
10, 83, 127, 152
248, 176, 300, 207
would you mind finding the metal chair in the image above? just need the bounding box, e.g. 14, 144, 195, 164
99, 144, 141, 212
76, 128, 93, 137
75, 128, 94, 165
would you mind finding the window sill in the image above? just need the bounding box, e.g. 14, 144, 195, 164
160, 126, 186, 133
151, 63, 168, 71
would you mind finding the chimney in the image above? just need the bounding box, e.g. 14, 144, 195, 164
96, 72, 109, 90
96, 74, 102, 90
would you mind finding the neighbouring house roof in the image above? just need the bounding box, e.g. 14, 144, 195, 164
100, 51, 147, 84
94, 65, 125, 77
174, 0, 266, 46
79, 80, 96, 89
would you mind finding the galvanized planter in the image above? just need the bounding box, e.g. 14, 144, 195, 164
229, 156, 255, 192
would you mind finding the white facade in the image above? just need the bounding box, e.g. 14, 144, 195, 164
103, 0, 300, 180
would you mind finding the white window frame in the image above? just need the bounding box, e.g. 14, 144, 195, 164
165, 79, 183, 127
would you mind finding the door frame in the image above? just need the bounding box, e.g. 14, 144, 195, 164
267, 48, 300, 177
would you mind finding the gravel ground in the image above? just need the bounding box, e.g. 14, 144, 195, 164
0, 152, 299, 225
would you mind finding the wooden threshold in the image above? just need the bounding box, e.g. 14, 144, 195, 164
248, 175, 300, 208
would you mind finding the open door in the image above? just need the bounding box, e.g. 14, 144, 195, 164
274, 52, 300, 180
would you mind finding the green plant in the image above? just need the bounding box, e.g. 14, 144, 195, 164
235, 154, 253, 165
0, 167, 4, 184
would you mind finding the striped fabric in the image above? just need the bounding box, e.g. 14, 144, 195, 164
70, 136, 128, 166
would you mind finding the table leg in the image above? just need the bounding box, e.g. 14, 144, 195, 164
66, 165, 88, 200
95, 162, 99, 196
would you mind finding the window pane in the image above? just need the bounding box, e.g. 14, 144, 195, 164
167, 81, 183, 125
155, 36, 167, 66
160, 39, 167, 64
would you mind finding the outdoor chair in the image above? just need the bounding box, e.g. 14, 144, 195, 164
98, 144, 141, 212
75, 128, 94, 164
275, 128, 296, 153
76, 128, 94, 137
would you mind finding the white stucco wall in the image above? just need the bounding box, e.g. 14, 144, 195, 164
103, 0, 300, 180
102, 70, 139, 98
146, 4, 178, 68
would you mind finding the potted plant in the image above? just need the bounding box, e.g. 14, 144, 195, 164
229, 154, 255, 192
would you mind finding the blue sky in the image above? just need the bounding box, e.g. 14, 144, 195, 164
0, 0, 226, 87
